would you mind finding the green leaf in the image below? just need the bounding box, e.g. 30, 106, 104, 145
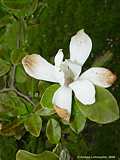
38, 81, 50, 97
2, 0, 38, 17
0, 119, 25, 139
0, 58, 10, 76
3, 22, 19, 49
76, 87, 119, 124
46, 118, 61, 144
70, 98, 86, 134
40, 84, 60, 109
2, 0, 33, 10
0, 136, 16, 160
24, 113, 42, 137
15, 65, 28, 83
16, 150, 58, 160
0, 112, 14, 122
3, 19, 26, 49
11, 48, 27, 65
0, 15, 12, 28
0, 92, 28, 117
0, 46, 10, 60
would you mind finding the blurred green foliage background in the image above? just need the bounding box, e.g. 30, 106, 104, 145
0, 0, 120, 159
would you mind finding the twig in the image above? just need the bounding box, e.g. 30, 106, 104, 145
0, 88, 35, 106
0, 11, 36, 108
9, 64, 16, 88
0, 88, 12, 93
14, 89, 35, 106
3, 75, 7, 88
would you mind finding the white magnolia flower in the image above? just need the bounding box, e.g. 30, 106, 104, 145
22, 29, 116, 122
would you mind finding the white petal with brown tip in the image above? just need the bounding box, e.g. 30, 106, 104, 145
52, 86, 72, 122
22, 54, 64, 84
80, 67, 116, 88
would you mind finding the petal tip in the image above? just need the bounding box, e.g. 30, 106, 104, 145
107, 72, 117, 85
58, 49, 63, 52
104, 70, 117, 87
22, 55, 31, 69
77, 29, 85, 34
22, 54, 38, 69
54, 105, 70, 122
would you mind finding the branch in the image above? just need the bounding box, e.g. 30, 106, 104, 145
0, 88, 35, 106
14, 89, 35, 106
9, 64, 16, 88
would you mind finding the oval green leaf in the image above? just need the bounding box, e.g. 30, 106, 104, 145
24, 113, 42, 137
16, 150, 58, 160
0, 92, 28, 116
40, 84, 60, 109
70, 98, 86, 134
11, 49, 27, 65
0, 58, 10, 77
76, 87, 119, 124
15, 65, 28, 83
3, 22, 19, 49
46, 118, 61, 144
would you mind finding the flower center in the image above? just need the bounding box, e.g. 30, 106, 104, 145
60, 61, 74, 85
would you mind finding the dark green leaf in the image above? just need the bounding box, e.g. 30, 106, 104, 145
15, 65, 28, 83
0, 46, 10, 60
0, 119, 25, 139
38, 81, 50, 97
0, 136, 17, 160
0, 58, 10, 76
2, 0, 38, 17
16, 150, 58, 160
0, 15, 12, 28
3, 22, 19, 49
24, 113, 42, 137
3, 19, 26, 49
46, 118, 61, 144
40, 84, 60, 109
15, 69, 38, 97
11, 48, 27, 64
0, 112, 14, 122
0, 92, 28, 116
70, 98, 86, 134
2, 0, 33, 10
76, 87, 119, 124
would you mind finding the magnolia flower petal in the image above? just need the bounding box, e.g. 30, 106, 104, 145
67, 60, 82, 79
70, 29, 92, 65
80, 67, 117, 88
54, 49, 64, 67
52, 86, 72, 122
69, 80, 95, 105
22, 54, 64, 84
